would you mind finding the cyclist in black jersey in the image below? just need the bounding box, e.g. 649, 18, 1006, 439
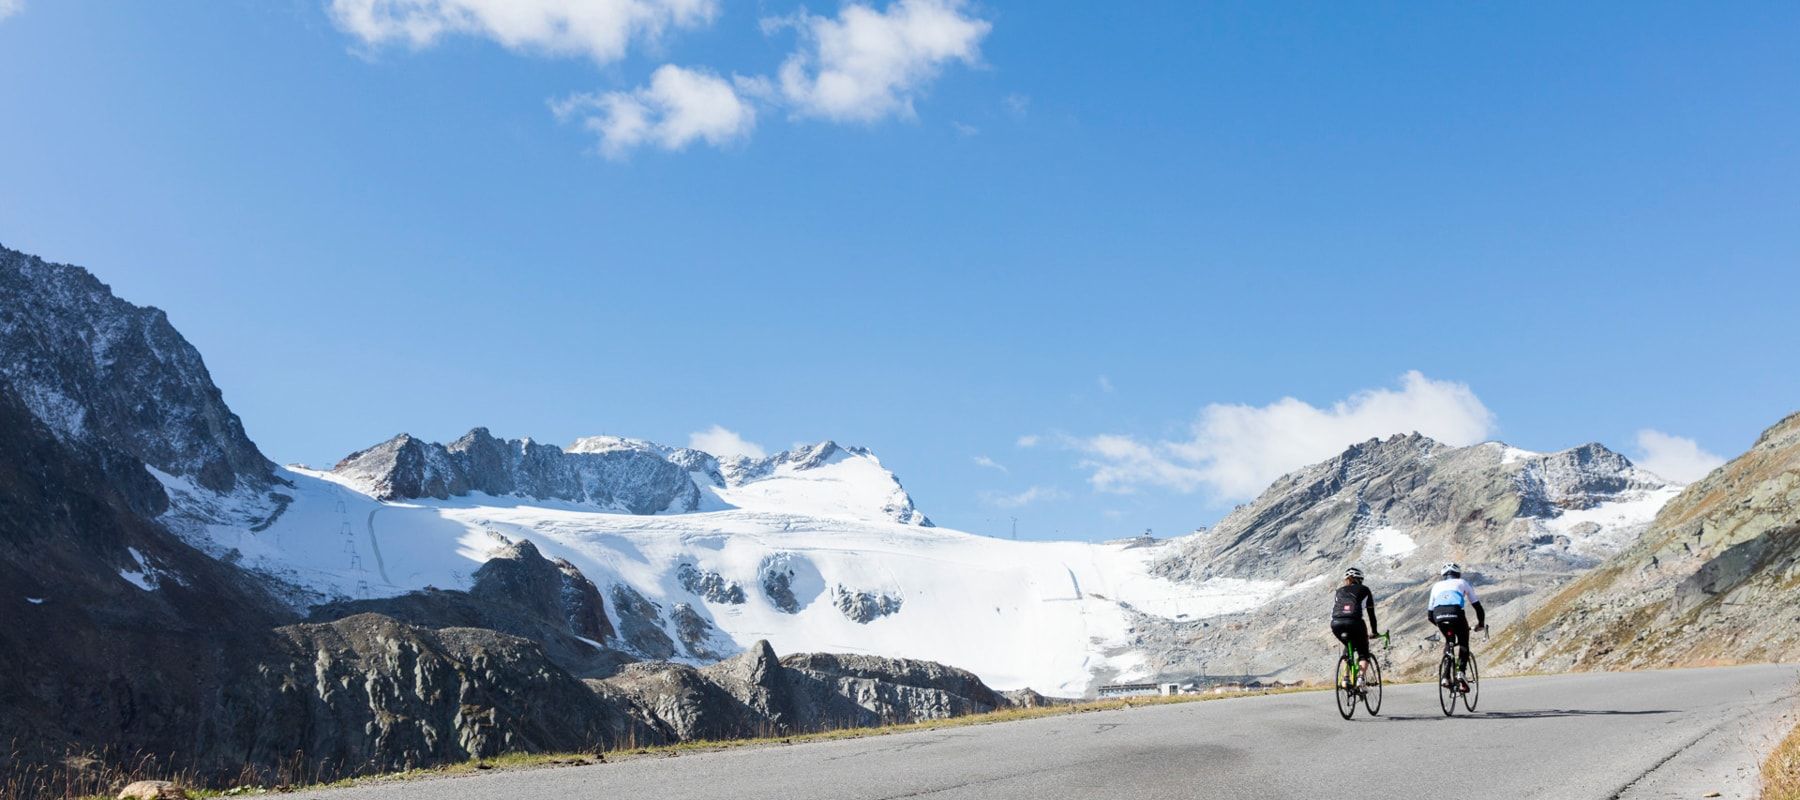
1329, 567, 1382, 684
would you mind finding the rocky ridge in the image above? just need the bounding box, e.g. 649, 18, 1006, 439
333, 427, 704, 513
1496, 410, 1800, 671
1139, 432, 1674, 681
0, 245, 274, 495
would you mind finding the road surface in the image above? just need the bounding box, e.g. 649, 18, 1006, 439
295, 664, 1800, 800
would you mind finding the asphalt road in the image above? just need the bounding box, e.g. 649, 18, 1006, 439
295, 664, 1800, 800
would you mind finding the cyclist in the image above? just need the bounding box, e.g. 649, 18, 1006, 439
1428, 562, 1486, 689
1329, 567, 1381, 686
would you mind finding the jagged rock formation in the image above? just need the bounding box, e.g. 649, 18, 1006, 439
832, 585, 904, 623
1497, 410, 1800, 671
0, 245, 274, 494
308, 538, 630, 678
468, 539, 614, 644
333, 427, 702, 513
242, 614, 641, 774
609, 584, 679, 659
599, 641, 1008, 741
760, 552, 817, 614
678, 562, 747, 604
1140, 433, 1673, 682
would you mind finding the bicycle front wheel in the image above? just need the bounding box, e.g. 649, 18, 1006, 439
1362, 654, 1383, 716
1336, 654, 1356, 720
1438, 654, 1457, 716
1463, 651, 1480, 712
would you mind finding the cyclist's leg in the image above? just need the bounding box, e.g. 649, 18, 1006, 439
1452, 617, 1472, 671
1348, 621, 1371, 678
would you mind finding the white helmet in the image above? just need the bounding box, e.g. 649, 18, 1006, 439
1441, 562, 1462, 576
1344, 566, 1364, 580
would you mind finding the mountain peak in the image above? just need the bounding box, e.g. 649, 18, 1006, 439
0, 244, 274, 494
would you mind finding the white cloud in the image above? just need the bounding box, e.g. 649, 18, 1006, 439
1002, 92, 1029, 117
982, 485, 1063, 509
1097, 375, 1115, 393
327, 0, 715, 64
1072, 371, 1497, 499
972, 455, 1007, 472
1015, 434, 1040, 448
0, 0, 23, 22
951, 120, 979, 137
1633, 429, 1725, 484
772, 0, 991, 122
554, 65, 755, 158
688, 424, 767, 460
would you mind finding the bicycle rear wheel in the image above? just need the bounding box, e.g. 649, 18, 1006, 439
1362, 654, 1383, 716
1335, 654, 1356, 719
1438, 653, 1457, 716
1463, 651, 1480, 712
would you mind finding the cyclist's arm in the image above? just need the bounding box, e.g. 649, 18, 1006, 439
1464, 579, 1486, 628
1364, 592, 1379, 635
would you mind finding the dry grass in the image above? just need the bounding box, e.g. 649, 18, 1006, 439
1764, 721, 1800, 800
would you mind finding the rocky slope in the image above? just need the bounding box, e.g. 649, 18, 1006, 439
1496, 410, 1800, 671
1139, 433, 1676, 681
0, 244, 274, 494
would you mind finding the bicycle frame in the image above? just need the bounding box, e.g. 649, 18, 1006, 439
1341, 631, 1391, 683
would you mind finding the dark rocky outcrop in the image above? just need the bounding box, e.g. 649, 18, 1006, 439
831, 585, 903, 623
599, 641, 1009, 741
677, 562, 746, 604
468, 539, 615, 644
332, 427, 701, 513
307, 539, 630, 679
609, 584, 678, 659
0, 245, 274, 494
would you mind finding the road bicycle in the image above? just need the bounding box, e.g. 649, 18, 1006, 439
1436, 624, 1486, 716
1335, 631, 1389, 719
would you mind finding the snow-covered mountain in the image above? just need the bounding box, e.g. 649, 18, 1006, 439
181, 430, 1250, 695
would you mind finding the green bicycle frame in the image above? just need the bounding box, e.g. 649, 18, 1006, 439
1342, 632, 1392, 684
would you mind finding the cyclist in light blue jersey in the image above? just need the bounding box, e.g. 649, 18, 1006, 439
1427, 562, 1486, 686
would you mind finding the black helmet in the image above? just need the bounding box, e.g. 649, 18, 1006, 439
1344, 566, 1365, 580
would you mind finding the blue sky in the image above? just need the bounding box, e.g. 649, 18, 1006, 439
2, 1, 1797, 540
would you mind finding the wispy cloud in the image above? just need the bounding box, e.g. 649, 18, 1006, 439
326, 0, 716, 64
1097, 375, 1115, 393
1015, 434, 1041, 448
981, 485, 1064, 509
1069, 371, 1497, 499
771, 0, 991, 123
688, 424, 767, 460
1003, 92, 1029, 118
553, 65, 755, 158
1633, 429, 1725, 484
0, 0, 23, 22
972, 455, 1008, 472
